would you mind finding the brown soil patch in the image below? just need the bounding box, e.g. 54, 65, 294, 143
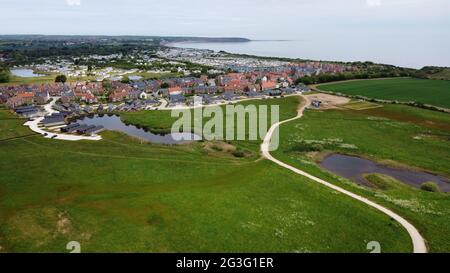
203, 141, 237, 153
56, 211, 72, 236
305, 93, 350, 109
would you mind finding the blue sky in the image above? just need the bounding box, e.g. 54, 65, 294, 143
1, 0, 449, 67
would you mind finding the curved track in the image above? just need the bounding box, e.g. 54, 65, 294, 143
261, 95, 427, 253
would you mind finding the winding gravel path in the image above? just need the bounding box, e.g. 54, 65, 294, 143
24, 97, 102, 141
261, 95, 427, 253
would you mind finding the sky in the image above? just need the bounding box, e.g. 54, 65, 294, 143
1, 0, 450, 67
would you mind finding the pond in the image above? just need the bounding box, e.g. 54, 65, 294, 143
72, 114, 200, 144
11, 69, 45, 78
128, 75, 143, 81
320, 154, 450, 192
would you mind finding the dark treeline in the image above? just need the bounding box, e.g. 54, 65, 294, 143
295, 71, 413, 85
292, 61, 417, 85
0, 64, 10, 83
414, 66, 450, 80
0, 40, 158, 66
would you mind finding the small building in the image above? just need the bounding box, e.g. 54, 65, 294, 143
15, 105, 40, 118
168, 87, 183, 95
42, 114, 66, 127
261, 81, 278, 91
76, 125, 93, 134
139, 91, 148, 100
245, 91, 263, 98
169, 94, 186, 105
143, 99, 159, 107
84, 125, 104, 135
280, 88, 297, 95
311, 100, 322, 108
34, 91, 50, 105
61, 123, 81, 133
6, 96, 31, 108
222, 92, 238, 101
264, 89, 282, 97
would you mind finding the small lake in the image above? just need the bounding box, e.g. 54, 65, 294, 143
128, 75, 143, 81
320, 154, 450, 192
11, 69, 45, 78
72, 114, 200, 144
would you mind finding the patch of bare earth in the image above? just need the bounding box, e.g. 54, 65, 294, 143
203, 141, 236, 154
5, 208, 76, 248
56, 211, 72, 236
305, 93, 350, 109
0, 237, 4, 252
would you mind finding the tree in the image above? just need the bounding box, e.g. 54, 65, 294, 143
160, 82, 170, 89
295, 76, 314, 85
0, 66, 10, 83
55, 74, 67, 83
121, 76, 130, 84
102, 80, 112, 90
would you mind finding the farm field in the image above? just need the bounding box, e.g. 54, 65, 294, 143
317, 78, 450, 109
272, 102, 450, 252
0, 97, 413, 253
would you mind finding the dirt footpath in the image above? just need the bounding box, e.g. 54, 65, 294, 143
305, 93, 350, 109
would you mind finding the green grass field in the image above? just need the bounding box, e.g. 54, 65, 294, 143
318, 78, 450, 109
272, 102, 450, 252
0, 97, 414, 253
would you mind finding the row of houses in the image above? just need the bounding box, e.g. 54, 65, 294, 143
4, 91, 50, 108
113, 72, 308, 104
2, 70, 310, 108
61, 123, 105, 135
13, 105, 44, 118
170, 86, 308, 107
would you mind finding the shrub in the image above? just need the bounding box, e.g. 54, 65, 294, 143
55, 74, 67, 83
420, 182, 440, 193
364, 174, 392, 190
0, 67, 10, 83
290, 141, 323, 152
232, 150, 245, 158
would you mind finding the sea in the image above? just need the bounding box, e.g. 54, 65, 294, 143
169, 40, 450, 69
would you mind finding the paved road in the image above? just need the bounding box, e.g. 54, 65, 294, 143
261, 94, 428, 253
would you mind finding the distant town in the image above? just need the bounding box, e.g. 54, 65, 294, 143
0, 36, 446, 140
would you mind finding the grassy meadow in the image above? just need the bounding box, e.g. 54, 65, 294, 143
272, 101, 450, 252
317, 78, 450, 109
0, 97, 414, 253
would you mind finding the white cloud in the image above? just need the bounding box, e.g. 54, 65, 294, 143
366, 0, 382, 7
66, 0, 81, 6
